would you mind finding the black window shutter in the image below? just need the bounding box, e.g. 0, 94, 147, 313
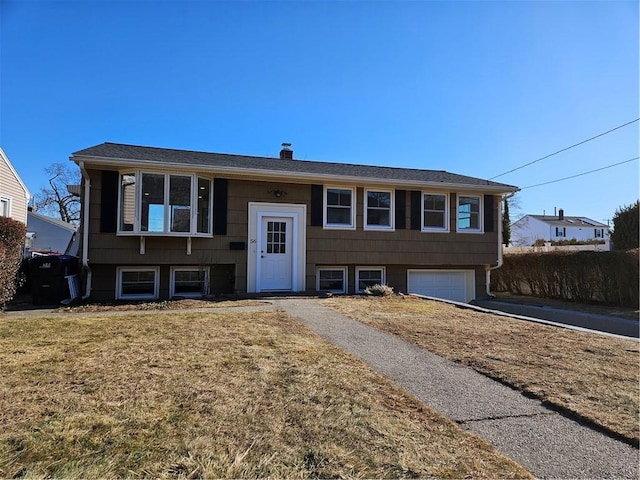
484, 194, 495, 232
395, 190, 406, 229
310, 184, 323, 226
213, 178, 228, 235
100, 170, 118, 233
410, 190, 421, 230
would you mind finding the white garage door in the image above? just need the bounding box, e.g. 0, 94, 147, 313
407, 270, 474, 303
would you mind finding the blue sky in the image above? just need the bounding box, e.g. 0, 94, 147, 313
1, 0, 638, 225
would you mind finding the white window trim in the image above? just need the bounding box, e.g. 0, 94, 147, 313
355, 266, 386, 293
116, 266, 160, 300
0, 196, 11, 217
364, 188, 394, 231
323, 186, 356, 230
170, 266, 209, 298
421, 192, 449, 233
456, 194, 483, 234
117, 171, 213, 237
316, 266, 348, 294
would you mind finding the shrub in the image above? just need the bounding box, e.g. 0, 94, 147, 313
0, 216, 27, 308
364, 284, 394, 297
491, 250, 639, 308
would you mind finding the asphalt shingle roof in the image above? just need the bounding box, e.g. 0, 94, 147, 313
72, 142, 518, 191
528, 215, 607, 228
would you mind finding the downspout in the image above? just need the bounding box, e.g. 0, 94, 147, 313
79, 161, 92, 299
486, 192, 515, 297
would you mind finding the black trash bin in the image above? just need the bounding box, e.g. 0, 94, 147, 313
29, 255, 80, 305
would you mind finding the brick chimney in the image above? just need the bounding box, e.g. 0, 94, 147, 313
558, 208, 564, 220
279, 143, 293, 160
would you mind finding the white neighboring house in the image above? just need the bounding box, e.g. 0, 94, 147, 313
511, 209, 610, 248
0, 146, 30, 224
26, 210, 79, 257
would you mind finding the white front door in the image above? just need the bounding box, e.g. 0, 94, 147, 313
260, 216, 293, 291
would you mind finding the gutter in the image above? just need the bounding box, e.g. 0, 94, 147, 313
78, 161, 92, 299
486, 192, 516, 297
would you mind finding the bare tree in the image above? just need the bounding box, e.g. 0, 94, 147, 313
34, 163, 81, 224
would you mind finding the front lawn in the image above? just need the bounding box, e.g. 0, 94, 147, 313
323, 296, 640, 445
0, 310, 530, 478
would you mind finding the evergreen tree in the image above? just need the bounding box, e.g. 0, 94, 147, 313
502, 197, 511, 246
611, 201, 639, 250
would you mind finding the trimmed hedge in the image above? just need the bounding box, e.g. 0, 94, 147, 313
491, 250, 639, 309
0, 216, 27, 307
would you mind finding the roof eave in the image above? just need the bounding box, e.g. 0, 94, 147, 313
71, 154, 519, 194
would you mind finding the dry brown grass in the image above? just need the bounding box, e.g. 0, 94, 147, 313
322, 296, 640, 445
0, 310, 531, 478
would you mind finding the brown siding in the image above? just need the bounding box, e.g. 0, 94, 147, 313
84, 168, 501, 299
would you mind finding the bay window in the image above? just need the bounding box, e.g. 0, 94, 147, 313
118, 171, 212, 236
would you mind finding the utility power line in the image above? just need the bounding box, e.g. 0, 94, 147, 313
490, 118, 640, 180
520, 157, 639, 190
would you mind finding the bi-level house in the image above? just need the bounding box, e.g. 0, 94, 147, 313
0, 146, 30, 224
71, 142, 518, 303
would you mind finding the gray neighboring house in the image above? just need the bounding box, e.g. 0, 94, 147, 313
71, 142, 519, 302
26, 210, 79, 257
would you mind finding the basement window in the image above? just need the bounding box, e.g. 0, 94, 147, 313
356, 267, 386, 293
170, 267, 209, 298
316, 267, 347, 294
116, 267, 159, 300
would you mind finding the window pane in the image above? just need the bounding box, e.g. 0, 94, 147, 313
424, 194, 445, 211
0, 199, 9, 217
170, 175, 191, 232
424, 211, 445, 228
327, 207, 352, 225
319, 270, 345, 291
367, 209, 390, 226
141, 173, 165, 232
267, 221, 287, 254
174, 270, 206, 295
120, 174, 135, 231
327, 189, 351, 207
121, 270, 156, 296
458, 196, 480, 230
358, 269, 382, 290
197, 178, 211, 234
367, 191, 390, 208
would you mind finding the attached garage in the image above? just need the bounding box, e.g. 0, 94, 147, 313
407, 269, 476, 303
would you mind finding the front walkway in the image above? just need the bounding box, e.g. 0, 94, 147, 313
275, 298, 639, 480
